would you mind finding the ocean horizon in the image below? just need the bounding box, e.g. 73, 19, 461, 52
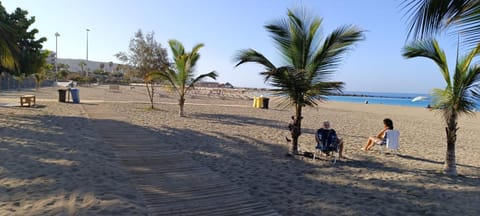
249, 89, 479, 109
326, 91, 430, 108
327, 91, 480, 110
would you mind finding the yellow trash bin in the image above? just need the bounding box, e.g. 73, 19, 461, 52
257, 96, 264, 108
253, 96, 263, 108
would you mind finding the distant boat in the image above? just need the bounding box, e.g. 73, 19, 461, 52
411, 96, 427, 102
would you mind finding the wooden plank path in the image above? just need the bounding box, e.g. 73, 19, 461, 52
82, 105, 279, 216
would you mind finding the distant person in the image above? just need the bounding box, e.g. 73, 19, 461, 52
315, 121, 344, 158
361, 118, 394, 151
365, 100, 368, 104
426, 104, 431, 109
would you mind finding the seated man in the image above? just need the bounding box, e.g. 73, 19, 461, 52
315, 121, 344, 158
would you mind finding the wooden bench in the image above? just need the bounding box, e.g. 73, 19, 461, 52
20, 95, 36, 107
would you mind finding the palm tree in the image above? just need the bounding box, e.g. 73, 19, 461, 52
33, 71, 47, 90
0, 21, 19, 70
56, 63, 70, 81
13, 73, 25, 91
402, 39, 480, 176
78, 61, 86, 76
402, 0, 480, 47
108, 61, 113, 73
147, 39, 217, 117
234, 8, 364, 154
58, 69, 69, 81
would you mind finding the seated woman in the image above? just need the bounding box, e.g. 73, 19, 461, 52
362, 118, 394, 151
316, 121, 344, 158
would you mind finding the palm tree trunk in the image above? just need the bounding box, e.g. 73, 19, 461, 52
145, 81, 155, 109
289, 105, 303, 154
444, 113, 458, 175
179, 96, 185, 117
36, 80, 40, 90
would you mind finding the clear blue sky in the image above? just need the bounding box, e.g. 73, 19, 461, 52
3, 0, 461, 93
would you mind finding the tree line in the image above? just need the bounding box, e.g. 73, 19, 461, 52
0, 2, 129, 89
0, 2, 48, 89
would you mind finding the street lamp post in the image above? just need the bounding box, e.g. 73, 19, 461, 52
86, 28, 90, 77
55, 32, 60, 82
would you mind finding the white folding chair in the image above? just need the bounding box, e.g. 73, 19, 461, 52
381, 129, 400, 154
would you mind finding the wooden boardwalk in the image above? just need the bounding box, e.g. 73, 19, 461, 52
82, 105, 279, 216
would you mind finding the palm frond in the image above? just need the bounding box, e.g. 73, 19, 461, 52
234, 49, 276, 82
457, 64, 480, 114
188, 70, 218, 88
310, 81, 344, 95
287, 9, 308, 68
402, 0, 453, 39
456, 42, 480, 73
146, 69, 178, 93
190, 43, 204, 56
268, 67, 300, 98
265, 20, 292, 63
310, 25, 364, 80
269, 90, 295, 110
306, 81, 344, 105
168, 39, 185, 58
0, 47, 15, 68
0, 21, 19, 69
188, 43, 203, 69
469, 68, 480, 101
402, 0, 480, 48
144, 70, 164, 82
402, 39, 451, 87
431, 87, 452, 110
165, 68, 181, 93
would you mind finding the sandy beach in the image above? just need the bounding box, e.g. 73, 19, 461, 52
1, 85, 479, 215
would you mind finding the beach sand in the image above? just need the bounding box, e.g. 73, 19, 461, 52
1, 85, 479, 215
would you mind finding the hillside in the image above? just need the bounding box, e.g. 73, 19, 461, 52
57, 58, 122, 73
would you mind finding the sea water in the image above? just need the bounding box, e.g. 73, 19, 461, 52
260, 90, 479, 109
326, 91, 432, 108
327, 91, 480, 110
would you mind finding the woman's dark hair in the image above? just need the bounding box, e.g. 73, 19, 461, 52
383, 118, 394, 129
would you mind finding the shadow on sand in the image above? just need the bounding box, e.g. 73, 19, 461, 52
1, 109, 480, 215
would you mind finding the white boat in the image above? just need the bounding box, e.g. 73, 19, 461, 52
411, 96, 427, 102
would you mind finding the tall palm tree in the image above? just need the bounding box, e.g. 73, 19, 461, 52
234, 8, 364, 154
402, 0, 480, 47
402, 39, 480, 176
148, 39, 217, 117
